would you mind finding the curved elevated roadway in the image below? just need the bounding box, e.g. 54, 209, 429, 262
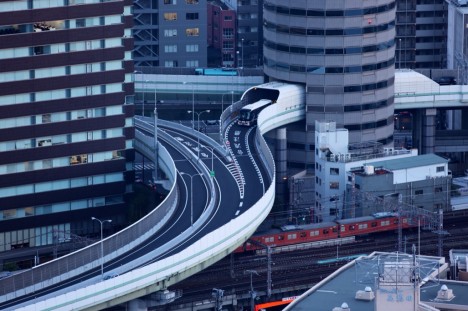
0, 81, 306, 311
2, 73, 467, 309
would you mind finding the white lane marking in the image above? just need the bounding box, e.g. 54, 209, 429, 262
239, 202, 243, 207
235, 210, 240, 216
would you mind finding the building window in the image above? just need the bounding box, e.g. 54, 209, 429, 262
186, 28, 199, 36
186, 0, 198, 3
164, 60, 178, 67
436, 166, 445, 172
186, 44, 199, 52
164, 13, 177, 21
164, 29, 177, 37
223, 28, 234, 38
415, 189, 423, 195
186, 13, 199, 20
435, 187, 443, 193
224, 15, 233, 21
186, 60, 199, 67
70, 154, 88, 165
330, 167, 339, 175
329, 182, 339, 189
164, 45, 177, 53
222, 41, 234, 50
164, 0, 176, 4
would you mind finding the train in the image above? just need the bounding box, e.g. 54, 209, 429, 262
236, 212, 412, 253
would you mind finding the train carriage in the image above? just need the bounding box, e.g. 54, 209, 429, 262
236, 212, 414, 254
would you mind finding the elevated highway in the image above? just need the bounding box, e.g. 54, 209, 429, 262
2, 72, 468, 309
0, 81, 306, 311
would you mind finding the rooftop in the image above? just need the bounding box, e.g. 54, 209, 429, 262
365, 154, 447, 171
285, 251, 452, 311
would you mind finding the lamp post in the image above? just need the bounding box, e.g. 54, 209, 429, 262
180, 172, 203, 226
201, 144, 214, 176
183, 82, 195, 130
133, 70, 143, 110
154, 87, 158, 181
241, 38, 244, 69
188, 109, 210, 159
91, 217, 112, 278
245, 270, 259, 311
399, 38, 402, 69
142, 80, 149, 116
221, 91, 234, 115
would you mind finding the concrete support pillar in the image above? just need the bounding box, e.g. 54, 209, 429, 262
422, 108, 436, 154
127, 299, 148, 311
412, 109, 423, 152
275, 127, 288, 198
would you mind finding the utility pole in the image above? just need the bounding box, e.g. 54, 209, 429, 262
212, 288, 224, 311
245, 270, 259, 311
398, 194, 403, 253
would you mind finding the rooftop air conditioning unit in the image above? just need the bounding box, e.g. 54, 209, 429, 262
332, 302, 350, 311
355, 286, 375, 301
436, 285, 454, 300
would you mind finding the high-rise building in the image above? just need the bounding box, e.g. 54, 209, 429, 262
134, 0, 208, 68
0, 0, 135, 252
263, 0, 396, 169
395, 0, 447, 69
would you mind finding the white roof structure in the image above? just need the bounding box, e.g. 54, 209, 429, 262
394, 69, 440, 94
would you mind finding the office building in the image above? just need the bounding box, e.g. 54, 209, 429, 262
263, 0, 396, 171
0, 0, 135, 252
396, 0, 447, 69
134, 0, 208, 68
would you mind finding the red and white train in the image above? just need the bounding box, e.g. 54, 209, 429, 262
236, 212, 412, 253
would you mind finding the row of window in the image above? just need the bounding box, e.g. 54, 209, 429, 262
165, 60, 199, 67
0, 172, 123, 199
0, 223, 70, 252
0, 195, 122, 224
164, 44, 200, 53
1, 37, 122, 60
308, 98, 394, 113
0, 150, 121, 175
264, 39, 394, 56
264, 1, 395, 17
0, 0, 120, 12
0, 106, 122, 130
0, 83, 123, 107
265, 20, 395, 37
163, 13, 200, 21
2, 59, 121, 82
0, 128, 122, 152
264, 56, 395, 75
164, 0, 199, 4
1, 15, 122, 37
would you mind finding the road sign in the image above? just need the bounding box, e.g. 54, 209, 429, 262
210, 170, 215, 177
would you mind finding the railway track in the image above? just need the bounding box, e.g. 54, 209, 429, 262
153, 211, 468, 310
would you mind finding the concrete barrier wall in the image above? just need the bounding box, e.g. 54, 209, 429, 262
0, 132, 178, 303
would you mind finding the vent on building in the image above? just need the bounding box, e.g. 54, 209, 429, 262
363, 165, 374, 175
332, 302, 350, 311
436, 284, 455, 301
355, 286, 375, 301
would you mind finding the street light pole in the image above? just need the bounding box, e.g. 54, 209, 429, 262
180, 172, 203, 226
154, 87, 158, 181
91, 217, 112, 278
188, 109, 210, 159
143, 80, 149, 116
201, 144, 214, 175
241, 38, 244, 69
183, 82, 195, 130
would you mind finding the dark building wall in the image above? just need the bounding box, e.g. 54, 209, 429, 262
0, 1, 134, 252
